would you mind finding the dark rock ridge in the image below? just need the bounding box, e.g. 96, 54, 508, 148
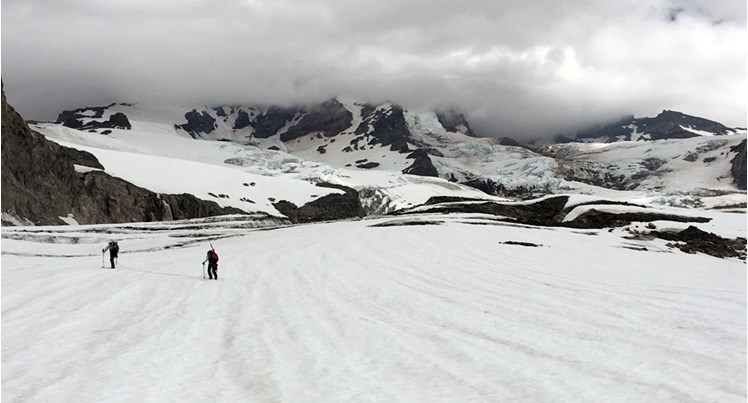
252, 106, 301, 138
567, 209, 709, 228
651, 225, 746, 260
280, 99, 353, 142
730, 139, 746, 190
82, 172, 245, 223
56, 105, 132, 130
563, 110, 738, 143
436, 109, 476, 137
178, 109, 217, 137
59, 147, 105, 170
1, 85, 242, 226
168, 100, 478, 159
402, 149, 438, 177
272, 183, 365, 223
233, 110, 252, 130
354, 104, 412, 152
396, 195, 710, 229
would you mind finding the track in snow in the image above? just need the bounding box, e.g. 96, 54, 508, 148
2, 215, 745, 402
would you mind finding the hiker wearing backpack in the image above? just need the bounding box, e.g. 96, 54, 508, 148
203, 248, 219, 280
102, 240, 119, 269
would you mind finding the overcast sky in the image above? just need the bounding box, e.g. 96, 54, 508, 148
2, 0, 746, 138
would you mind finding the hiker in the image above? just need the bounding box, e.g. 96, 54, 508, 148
102, 240, 119, 269
203, 248, 219, 280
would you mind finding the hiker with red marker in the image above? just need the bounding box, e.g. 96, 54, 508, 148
202, 246, 219, 280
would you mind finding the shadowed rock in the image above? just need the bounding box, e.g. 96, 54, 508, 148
652, 225, 746, 259
178, 109, 217, 137
402, 149, 438, 177
730, 139, 746, 190
253, 106, 301, 138
56, 105, 131, 130
273, 183, 364, 223
355, 104, 412, 152
280, 99, 353, 142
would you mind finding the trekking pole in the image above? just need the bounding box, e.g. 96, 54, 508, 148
102, 252, 105, 268
202, 263, 206, 279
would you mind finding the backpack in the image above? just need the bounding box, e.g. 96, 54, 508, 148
208, 249, 219, 263
111, 242, 119, 254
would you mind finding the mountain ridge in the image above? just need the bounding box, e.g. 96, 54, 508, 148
5, 93, 745, 225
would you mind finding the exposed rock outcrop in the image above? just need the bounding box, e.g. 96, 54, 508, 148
355, 104, 412, 152
273, 183, 364, 223
178, 109, 217, 137
280, 99, 353, 142
234, 110, 252, 130
82, 172, 244, 222
397, 195, 710, 229
651, 225, 746, 259
730, 139, 746, 190
56, 105, 132, 130
402, 149, 438, 177
252, 106, 301, 138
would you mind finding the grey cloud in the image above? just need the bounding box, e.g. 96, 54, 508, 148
2, 0, 745, 139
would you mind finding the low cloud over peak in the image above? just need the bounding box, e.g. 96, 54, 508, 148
2, 0, 745, 138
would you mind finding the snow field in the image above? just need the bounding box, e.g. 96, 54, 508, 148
2, 214, 745, 402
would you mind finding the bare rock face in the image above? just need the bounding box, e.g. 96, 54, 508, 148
178, 109, 217, 137
273, 183, 364, 223
105, 113, 132, 129
402, 149, 438, 177
233, 110, 252, 130
2, 85, 96, 225
355, 104, 412, 152
252, 106, 301, 138
56, 105, 131, 130
280, 99, 353, 142
730, 139, 746, 190
82, 172, 244, 223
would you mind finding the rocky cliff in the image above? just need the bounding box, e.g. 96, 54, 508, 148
730, 139, 747, 190
1, 86, 243, 226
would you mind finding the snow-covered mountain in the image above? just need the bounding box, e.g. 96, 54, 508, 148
31, 99, 747, 217
557, 109, 745, 143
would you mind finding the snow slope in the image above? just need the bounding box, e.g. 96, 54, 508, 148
2, 213, 745, 402
33, 122, 501, 218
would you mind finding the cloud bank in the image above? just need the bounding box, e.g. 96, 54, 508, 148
2, 0, 746, 138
